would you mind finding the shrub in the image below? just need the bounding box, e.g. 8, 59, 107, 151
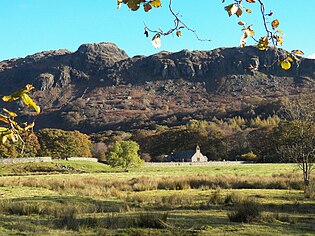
209, 189, 224, 205
134, 212, 168, 229
228, 198, 262, 223
224, 192, 243, 206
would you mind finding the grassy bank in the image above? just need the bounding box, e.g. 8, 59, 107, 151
0, 163, 313, 235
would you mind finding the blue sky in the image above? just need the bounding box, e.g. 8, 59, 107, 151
0, 0, 314, 60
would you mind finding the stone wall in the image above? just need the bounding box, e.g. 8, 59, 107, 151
0, 157, 52, 164
145, 161, 245, 167
0, 157, 98, 164
67, 157, 98, 162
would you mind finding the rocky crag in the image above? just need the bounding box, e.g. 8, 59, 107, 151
0, 43, 314, 132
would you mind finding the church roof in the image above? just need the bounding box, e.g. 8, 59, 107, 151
166, 150, 195, 161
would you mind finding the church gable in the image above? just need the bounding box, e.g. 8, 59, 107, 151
165, 145, 208, 162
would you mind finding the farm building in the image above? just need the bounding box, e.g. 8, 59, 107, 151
165, 145, 208, 162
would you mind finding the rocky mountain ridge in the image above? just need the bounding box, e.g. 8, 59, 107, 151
0, 42, 314, 132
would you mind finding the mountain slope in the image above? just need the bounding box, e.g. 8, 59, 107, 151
0, 43, 314, 132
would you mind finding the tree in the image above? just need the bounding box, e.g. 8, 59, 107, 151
37, 129, 92, 159
91, 142, 107, 162
118, 0, 304, 70
107, 140, 143, 170
276, 96, 315, 193
275, 121, 315, 191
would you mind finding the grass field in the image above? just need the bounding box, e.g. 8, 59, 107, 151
0, 162, 314, 235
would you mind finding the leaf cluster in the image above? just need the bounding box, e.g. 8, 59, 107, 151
0, 84, 40, 147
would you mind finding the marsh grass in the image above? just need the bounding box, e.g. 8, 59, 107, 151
0, 164, 314, 235
228, 198, 262, 223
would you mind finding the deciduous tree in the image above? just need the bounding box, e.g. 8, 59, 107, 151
37, 129, 92, 159
107, 140, 143, 170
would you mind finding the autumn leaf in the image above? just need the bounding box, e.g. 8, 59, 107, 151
0, 127, 9, 133
21, 94, 41, 114
2, 84, 34, 102
144, 27, 149, 37
0, 114, 10, 124
23, 122, 35, 131
274, 35, 284, 46
280, 59, 291, 70
225, 4, 239, 17
144, 3, 152, 12
240, 26, 254, 47
238, 21, 246, 26
127, 0, 141, 11
291, 50, 304, 55
150, 0, 161, 8
152, 34, 162, 48
176, 31, 182, 37
236, 8, 243, 17
271, 19, 280, 30
258, 36, 269, 50
246, 0, 256, 3
245, 9, 252, 13
2, 108, 17, 118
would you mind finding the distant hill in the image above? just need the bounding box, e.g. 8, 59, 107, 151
0, 43, 314, 133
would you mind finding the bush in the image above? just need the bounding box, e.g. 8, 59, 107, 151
228, 198, 262, 223
209, 189, 224, 205
224, 192, 243, 206
134, 212, 168, 229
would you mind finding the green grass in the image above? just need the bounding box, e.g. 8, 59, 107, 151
0, 163, 313, 235
0, 160, 115, 176
130, 164, 297, 177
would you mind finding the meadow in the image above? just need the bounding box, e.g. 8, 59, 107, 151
0, 161, 314, 235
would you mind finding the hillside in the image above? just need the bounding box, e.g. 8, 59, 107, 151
0, 43, 314, 133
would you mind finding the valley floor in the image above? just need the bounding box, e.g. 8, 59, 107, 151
0, 162, 314, 235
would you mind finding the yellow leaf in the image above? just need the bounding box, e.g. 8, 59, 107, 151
291, 50, 304, 55
280, 59, 291, 70
287, 57, 293, 62
244, 26, 255, 37
24, 122, 35, 131
271, 19, 280, 30
0, 114, 10, 124
246, 0, 256, 2
21, 94, 41, 114
0, 127, 8, 133
291, 54, 300, 61
2, 108, 17, 118
274, 35, 284, 46
276, 29, 283, 34
257, 36, 269, 50
150, 0, 161, 8
2, 84, 34, 102
245, 9, 252, 13
2, 135, 8, 144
